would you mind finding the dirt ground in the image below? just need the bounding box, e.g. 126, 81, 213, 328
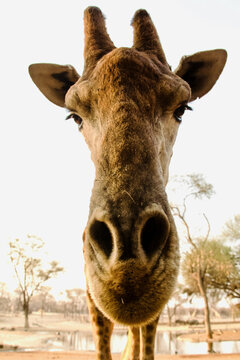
0, 313, 240, 360
0, 351, 240, 360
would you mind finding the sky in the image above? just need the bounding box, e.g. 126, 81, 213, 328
0, 0, 239, 295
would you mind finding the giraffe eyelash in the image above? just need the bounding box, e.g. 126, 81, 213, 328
174, 104, 193, 122
66, 112, 83, 129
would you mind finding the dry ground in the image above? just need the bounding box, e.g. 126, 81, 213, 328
0, 313, 240, 360
0, 352, 240, 360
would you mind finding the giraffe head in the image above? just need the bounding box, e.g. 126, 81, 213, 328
29, 7, 227, 325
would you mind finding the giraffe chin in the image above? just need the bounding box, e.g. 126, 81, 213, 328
96, 295, 167, 326
87, 258, 178, 326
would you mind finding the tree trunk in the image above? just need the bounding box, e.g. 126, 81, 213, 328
167, 305, 172, 326
23, 301, 30, 329
197, 269, 213, 352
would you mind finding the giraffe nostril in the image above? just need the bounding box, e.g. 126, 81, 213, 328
89, 220, 113, 258
140, 213, 170, 258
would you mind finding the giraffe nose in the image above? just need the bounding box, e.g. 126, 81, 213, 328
88, 219, 113, 258
140, 210, 170, 258
87, 206, 170, 261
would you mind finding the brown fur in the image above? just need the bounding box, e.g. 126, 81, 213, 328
28, 6, 227, 359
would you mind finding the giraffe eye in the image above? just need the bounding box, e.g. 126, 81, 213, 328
66, 112, 83, 129
174, 104, 192, 122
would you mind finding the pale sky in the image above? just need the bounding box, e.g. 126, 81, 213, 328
0, 0, 239, 295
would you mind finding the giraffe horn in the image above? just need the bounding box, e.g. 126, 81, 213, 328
131, 10, 168, 65
83, 7, 115, 74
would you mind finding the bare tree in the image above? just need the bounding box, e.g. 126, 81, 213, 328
31, 286, 55, 315
0, 282, 11, 312
65, 288, 86, 319
166, 284, 187, 326
9, 235, 63, 329
169, 174, 214, 350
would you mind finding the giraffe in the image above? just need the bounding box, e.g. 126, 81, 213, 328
28, 7, 227, 360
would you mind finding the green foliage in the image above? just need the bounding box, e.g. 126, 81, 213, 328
182, 238, 240, 299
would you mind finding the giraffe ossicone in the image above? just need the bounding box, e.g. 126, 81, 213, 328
29, 6, 227, 359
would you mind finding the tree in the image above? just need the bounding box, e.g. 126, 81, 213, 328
216, 215, 240, 299
65, 288, 86, 319
9, 235, 64, 329
222, 214, 240, 266
166, 283, 188, 326
222, 214, 240, 242
170, 174, 214, 348
182, 238, 235, 298
0, 282, 11, 312
31, 286, 56, 314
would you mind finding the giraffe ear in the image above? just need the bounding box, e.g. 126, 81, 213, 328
175, 49, 227, 102
28, 63, 80, 107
